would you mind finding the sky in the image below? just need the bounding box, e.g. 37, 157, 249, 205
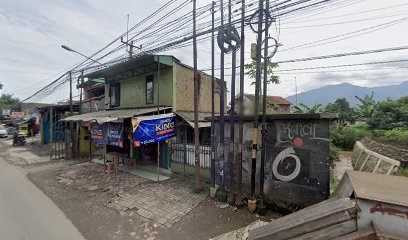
1, 0, 408, 104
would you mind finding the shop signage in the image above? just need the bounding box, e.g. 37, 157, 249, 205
90, 123, 123, 147
132, 113, 176, 147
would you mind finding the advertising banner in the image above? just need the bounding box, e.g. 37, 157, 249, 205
132, 113, 176, 147
90, 123, 123, 147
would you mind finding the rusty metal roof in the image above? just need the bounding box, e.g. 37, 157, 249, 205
175, 111, 212, 128
63, 107, 172, 124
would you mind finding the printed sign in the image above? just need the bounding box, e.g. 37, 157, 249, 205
90, 123, 123, 147
132, 113, 176, 146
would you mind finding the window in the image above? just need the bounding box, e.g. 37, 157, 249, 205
146, 75, 154, 104
109, 83, 120, 107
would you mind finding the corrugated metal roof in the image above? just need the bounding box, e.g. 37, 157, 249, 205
63, 107, 172, 124
175, 111, 212, 128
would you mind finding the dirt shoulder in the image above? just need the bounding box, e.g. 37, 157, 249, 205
28, 165, 277, 240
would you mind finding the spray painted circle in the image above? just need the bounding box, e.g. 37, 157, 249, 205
272, 147, 301, 182
293, 137, 304, 147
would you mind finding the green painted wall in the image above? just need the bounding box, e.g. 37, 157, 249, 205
105, 66, 174, 108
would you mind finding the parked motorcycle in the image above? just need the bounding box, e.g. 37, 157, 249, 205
12, 132, 27, 146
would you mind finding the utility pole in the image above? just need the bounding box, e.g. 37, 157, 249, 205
210, 1, 216, 195
157, 56, 161, 182
228, 0, 236, 205
249, 0, 264, 213
259, 0, 270, 216
236, 0, 245, 209
69, 71, 73, 116
69, 71, 74, 159
218, 0, 227, 203
193, 0, 202, 192
295, 76, 298, 107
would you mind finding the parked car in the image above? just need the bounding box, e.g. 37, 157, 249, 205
0, 124, 8, 138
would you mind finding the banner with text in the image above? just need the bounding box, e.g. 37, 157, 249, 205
132, 113, 176, 147
90, 123, 123, 147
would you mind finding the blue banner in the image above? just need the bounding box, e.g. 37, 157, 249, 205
90, 123, 123, 147
132, 113, 176, 147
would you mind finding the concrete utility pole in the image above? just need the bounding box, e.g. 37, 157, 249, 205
228, 0, 236, 205
236, 0, 245, 209
193, 0, 202, 191
249, 0, 264, 213
210, 1, 216, 192
218, 0, 227, 203
259, 0, 270, 216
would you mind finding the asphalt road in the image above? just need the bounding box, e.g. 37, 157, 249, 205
0, 155, 85, 240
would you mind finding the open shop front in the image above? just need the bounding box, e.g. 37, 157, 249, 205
131, 113, 176, 172
86, 112, 176, 178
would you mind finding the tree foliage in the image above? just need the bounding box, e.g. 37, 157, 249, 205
244, 59, 280, 87
324, 98, 356, 125
368, 96, 408, 130
293, 103, 322, 113
355, 92, 377, 119
0, 94, 20, 112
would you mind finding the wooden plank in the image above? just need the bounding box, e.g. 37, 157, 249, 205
248, 198, 356, 240
288, 219, 357, 240
331, 173, 354, 200
271, 210, 353, 240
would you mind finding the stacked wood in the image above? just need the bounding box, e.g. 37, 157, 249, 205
248, 198, 358, 240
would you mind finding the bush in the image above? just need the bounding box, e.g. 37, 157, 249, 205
380, 128, 408, 145
329, 142, 339, 165
331, 126, 371, 150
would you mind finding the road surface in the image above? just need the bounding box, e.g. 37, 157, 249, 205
0, 155, 85, 240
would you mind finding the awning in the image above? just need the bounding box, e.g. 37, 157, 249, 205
174, 111, 212, 128
63, 107, 172, 124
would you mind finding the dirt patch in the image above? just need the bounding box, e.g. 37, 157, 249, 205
28, 163, 279, 240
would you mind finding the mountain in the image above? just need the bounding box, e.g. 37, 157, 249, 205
286, 81, 408, 106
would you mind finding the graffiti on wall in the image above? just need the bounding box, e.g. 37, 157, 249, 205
271, 121, 328, 183
370, 203, 408, 221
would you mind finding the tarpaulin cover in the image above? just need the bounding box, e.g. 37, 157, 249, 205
132, 113, 176, 147
90, 122, 124, 147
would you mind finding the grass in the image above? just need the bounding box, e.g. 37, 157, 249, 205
330, 179, 339, 194
396, 168, 408, 177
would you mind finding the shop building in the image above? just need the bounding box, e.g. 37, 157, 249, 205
64, 54, 225, 177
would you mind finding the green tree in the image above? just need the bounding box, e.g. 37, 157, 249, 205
368, 96, 408, 130
293, 103, 322, 113
324, 98, 356, 125
355, 92, 377, 119
0, 94, 20, 112
244, 59, 280, 88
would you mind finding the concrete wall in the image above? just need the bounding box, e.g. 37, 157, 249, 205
351, 141, 400, 175
174, 63, 225, 113
105, 66, 174, 108
213, 118, 331, 207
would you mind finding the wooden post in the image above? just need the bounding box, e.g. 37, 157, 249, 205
183, 126, 187, 177
49, 107, 53, 159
